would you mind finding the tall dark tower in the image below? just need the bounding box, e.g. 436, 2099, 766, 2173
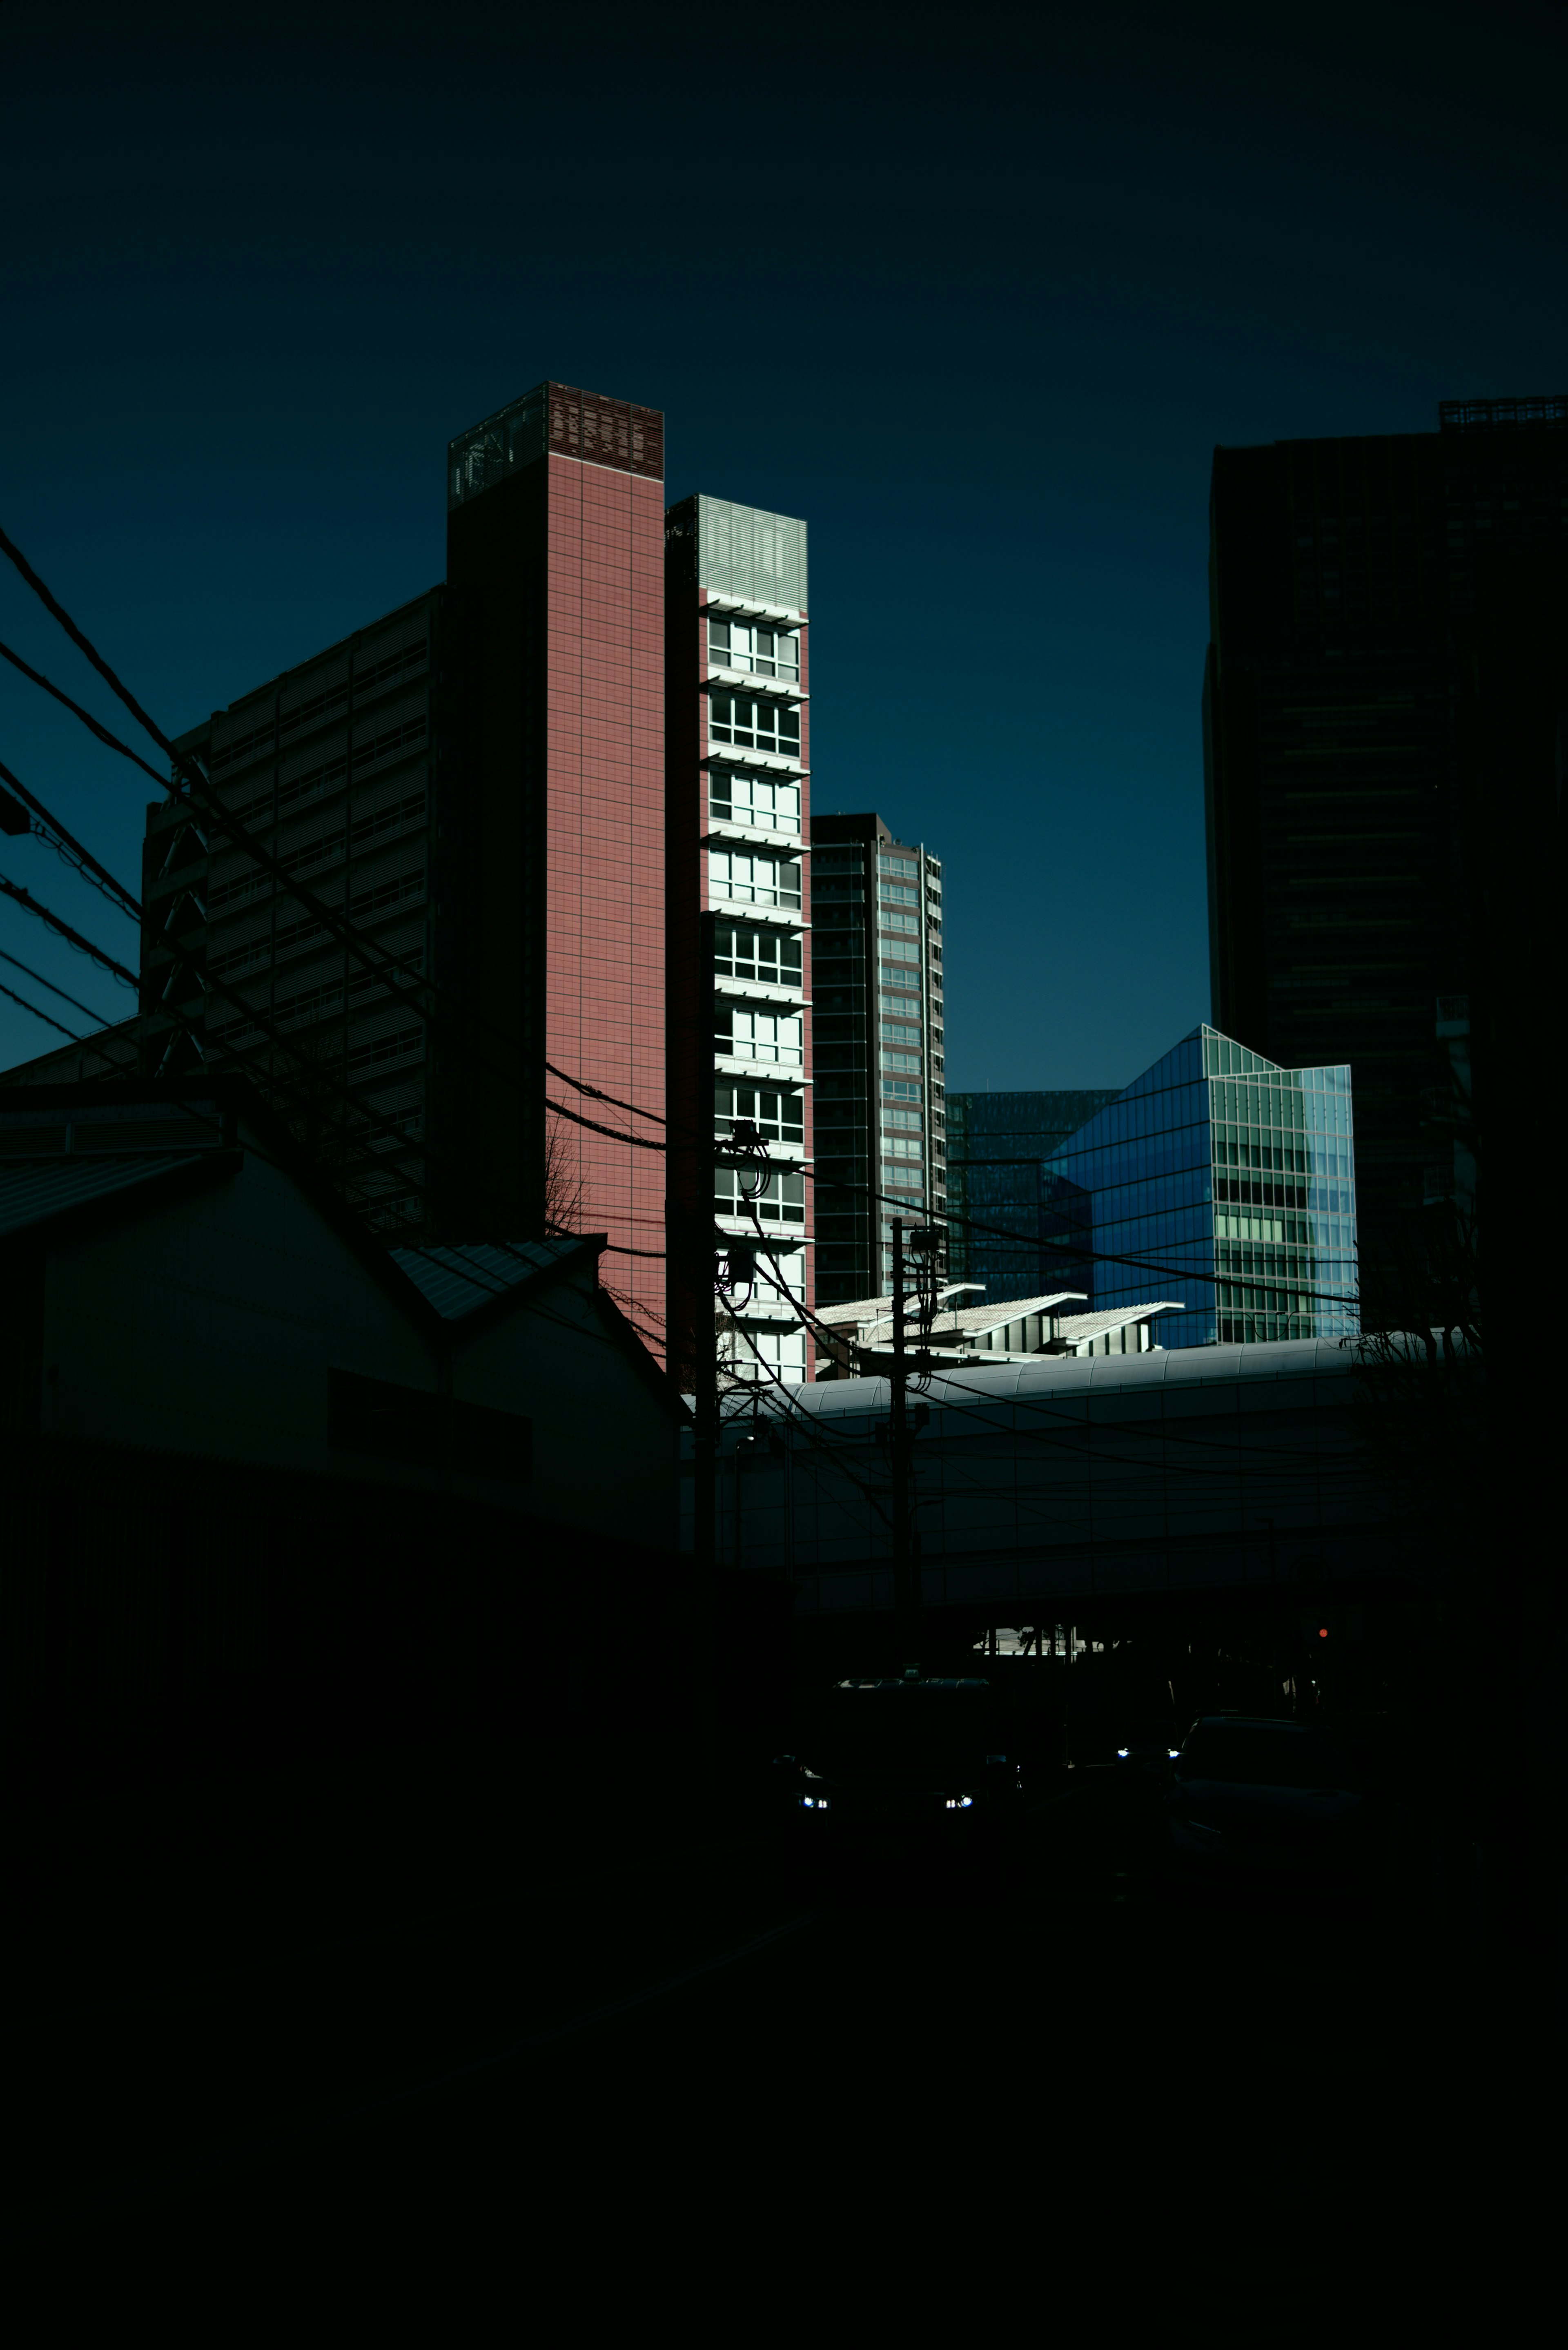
1203, 394, 1567, 1286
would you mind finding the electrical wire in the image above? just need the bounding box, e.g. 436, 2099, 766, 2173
0, 945, 117, 1030
0, 755, 142, 923
0, 975, 87, 1045
0, 531, 679, 1149
0, 519, 1358, 1364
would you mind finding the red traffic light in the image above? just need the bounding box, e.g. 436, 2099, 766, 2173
1318, 1627, 1329, 1639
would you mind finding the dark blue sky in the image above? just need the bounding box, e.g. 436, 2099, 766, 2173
2, 0, 1564, 1091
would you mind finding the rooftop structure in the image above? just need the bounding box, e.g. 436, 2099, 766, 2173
812, 1288, 1181, 1376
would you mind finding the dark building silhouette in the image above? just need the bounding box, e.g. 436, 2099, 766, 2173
808, 812, 946, 1303
1203, 393, 1567, 1292
947, 1090, 1121, 1304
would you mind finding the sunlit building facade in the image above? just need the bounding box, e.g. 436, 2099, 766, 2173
1041, 1025, 1359, 1348
665, 495, 813, 1384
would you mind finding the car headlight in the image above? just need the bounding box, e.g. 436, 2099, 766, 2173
944, 1795, 974, 1810
798, 1793, 831, 1810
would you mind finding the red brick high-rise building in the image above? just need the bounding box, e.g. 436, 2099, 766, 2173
127, 382, 669, 1356
448, 384, 667, 1349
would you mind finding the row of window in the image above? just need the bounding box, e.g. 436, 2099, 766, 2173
707, 620, 800, 679
708, 773, 800, 833
715, 1084, 804, 1146
209, 790, 429, 912
714, 924, 803, 987
708, 693, 801, 759
714, 1167, 806, 1222
708, 850, 802, 908
715, 1008, 803, 1066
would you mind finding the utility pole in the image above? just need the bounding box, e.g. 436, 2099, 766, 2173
690, 911, 718, 1768
890, 1217, 918, 1673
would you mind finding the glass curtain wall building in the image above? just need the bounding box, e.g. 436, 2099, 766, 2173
947, 1090, 1122, 1303
808, 812, 947, 1303
1040, 1025, 1358, 1348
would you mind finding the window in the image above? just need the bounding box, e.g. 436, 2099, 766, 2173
723, 1326, 808, 1383
878, 854, 918, 878
884, 1079, 921, 1104
715, 923, 802, 988
878, 879, 920, 907
708, 692, 801, 760
880, 1019, 921, 1045
709, 849, 802, 908
715, 1084, 804, 1146
707, 619, 800, 679
715, 1006, 804, 1066
715, 1166, 805, 1224
883, 1106, 922, 1133
328, 1369, 531, 1485
882, 1133, 922, 1159
879, 910, 920, 936
708, 769, 800, 834
882, 1049, 922, 1074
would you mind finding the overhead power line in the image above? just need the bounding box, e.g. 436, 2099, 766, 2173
0, 753, 143, 923
0, 945, 117, 1030
0, 975, 88, 1045
0, 528, 671, 1142
0, 633, 170, 790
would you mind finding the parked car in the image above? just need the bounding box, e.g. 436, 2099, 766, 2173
1164, 1714, 1369, 1888
776, 1674, 1023, 1842
1114, 1719, 1186, 1777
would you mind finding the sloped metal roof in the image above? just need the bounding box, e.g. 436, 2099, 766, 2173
389, 1236, 584, 1321
1054, 1306, 1185, 1341
817, 1290, 1088, 1337
0, 1152, 214, 1240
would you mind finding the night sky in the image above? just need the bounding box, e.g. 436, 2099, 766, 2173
2, 1, 1563, 1093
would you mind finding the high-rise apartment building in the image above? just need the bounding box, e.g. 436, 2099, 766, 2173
1204, 393, 1567, 1288
947, 1089, 1122, 1303
664, 496, 812, 1384
138, 381, 668, 1351
808, 813, 945, 1303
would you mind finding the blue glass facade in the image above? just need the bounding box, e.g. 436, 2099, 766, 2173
1037, 1026, 1359, 1349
